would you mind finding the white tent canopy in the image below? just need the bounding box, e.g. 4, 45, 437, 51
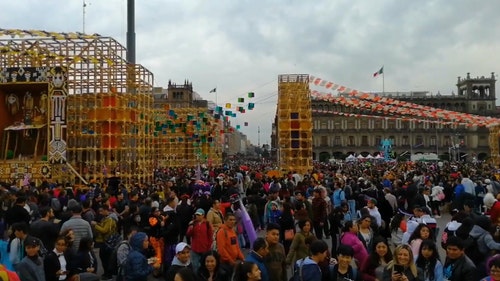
411, 153, 440, 162
345, 154, 357, 162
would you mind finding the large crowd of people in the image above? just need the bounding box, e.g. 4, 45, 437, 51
1, 160, 500, 281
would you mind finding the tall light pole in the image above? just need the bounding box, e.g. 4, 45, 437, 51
82, 0, 91, 33
126, 0, 136, 64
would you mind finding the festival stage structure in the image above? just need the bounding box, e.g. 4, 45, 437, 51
0, 29, 224, 185
0, 29, 155, 184
277, 74, 313, 173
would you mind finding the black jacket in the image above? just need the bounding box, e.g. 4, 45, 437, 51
443, 255, 477, 281
74, 250, 98, 274
44, 251, 75, 281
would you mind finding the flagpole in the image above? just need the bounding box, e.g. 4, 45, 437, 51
382, 68, 385, 94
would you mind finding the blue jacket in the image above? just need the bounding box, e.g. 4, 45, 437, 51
454, 184, 465, 198
332, 189, 345, 208
245, 251, 269, 281
293, 257, 321, 281
125, 232, 153, 281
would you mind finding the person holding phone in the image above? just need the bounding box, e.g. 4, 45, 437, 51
382, 244, 423, 281
44, 236, 71, 281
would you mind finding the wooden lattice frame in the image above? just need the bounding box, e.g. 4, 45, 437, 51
0, 31, 155, 183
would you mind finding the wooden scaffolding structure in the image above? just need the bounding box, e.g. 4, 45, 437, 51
277, 74, 313, 173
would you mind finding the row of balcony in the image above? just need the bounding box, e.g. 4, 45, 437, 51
312, 128, 485, 133
312, 143, 489, 150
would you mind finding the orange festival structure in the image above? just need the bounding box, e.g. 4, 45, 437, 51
0, 29, 222, 185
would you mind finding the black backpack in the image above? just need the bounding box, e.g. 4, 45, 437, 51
464, 234, 487, 262
108, 240, 130, 276
344, 185, 353, 200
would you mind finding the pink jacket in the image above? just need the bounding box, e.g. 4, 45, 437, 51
340, 231, 368, 266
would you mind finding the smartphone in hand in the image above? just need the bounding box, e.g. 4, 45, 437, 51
393, 264, 405, 274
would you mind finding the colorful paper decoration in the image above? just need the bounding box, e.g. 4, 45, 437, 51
309, 75, 500, 127
238, 98, 244, 103
248, 92, 255, 98
225, 103, 231, 108
244, 122, 248, 126
248, 103, 255, 110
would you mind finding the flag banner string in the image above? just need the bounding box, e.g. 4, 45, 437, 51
311, 109, 470, 126
310, 90, 496, 127
309, 76, 500, 127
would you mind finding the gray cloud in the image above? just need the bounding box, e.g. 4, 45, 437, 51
1, 0, 499, 145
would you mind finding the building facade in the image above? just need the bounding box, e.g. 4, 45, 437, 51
312, 72, 497, 162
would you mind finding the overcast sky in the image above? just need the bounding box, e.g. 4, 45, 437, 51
1, 0, 500, 146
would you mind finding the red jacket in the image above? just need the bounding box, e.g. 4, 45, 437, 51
490, 201, 500, 224
186, 220, 213, 253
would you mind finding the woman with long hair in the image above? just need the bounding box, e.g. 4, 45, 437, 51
382, 244, 423, 281
339, 220, 368, 267
232, 261, 261, 281
286, 219, 316, 265
197, 251, 226, 281
390, 213, 407, 246
360, 236, 394, 281
74, 237, 98, 275
415, 240, 443, 281
408, 224, 432, 260
358, 214, 375, 253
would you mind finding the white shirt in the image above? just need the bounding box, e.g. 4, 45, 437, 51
462, 177, 475, 195
367, 206, 382, 227
53, 249, 67, 280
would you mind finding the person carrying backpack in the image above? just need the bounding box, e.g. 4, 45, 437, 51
329, 244, 360, 281
124, 232, 160, 281
467, 215, 500, 278
291, 240, 328, 281
331, 182, 345, 208
109, 227, 137, 281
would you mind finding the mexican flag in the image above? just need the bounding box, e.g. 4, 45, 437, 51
373, 66, 384, 77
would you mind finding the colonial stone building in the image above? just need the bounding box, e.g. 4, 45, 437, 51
311, 73, 497, 162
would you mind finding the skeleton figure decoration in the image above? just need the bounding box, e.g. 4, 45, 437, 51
53, 71, 64, 88
23, 91, 34, 125
6, 93, 20, 115
39, 92, 48, 115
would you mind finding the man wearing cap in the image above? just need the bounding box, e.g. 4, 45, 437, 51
186, 208, 212, 273
16, 237, 45, 281
165, 242, 192, 281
